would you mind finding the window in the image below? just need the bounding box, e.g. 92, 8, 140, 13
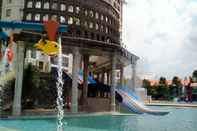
44, 2, 49, 9
52, 3, 58, 10
76, 30, 81, 36
6, 9, 11, 17
68, 5, 74, 13
89, 22, 93, 29
26, 13, 32, 20
89, 10, 94, 17
35, 14, 40, 21
106, 27, 108, 33
84, 31, 88, 38
95, 12, 99, 19
51, 15, 57, 20
107, 38, 111, 43
68, 17, 73, 24
27, 1, 33, 8
101, 15, 104, 21
74, 17, 80, 25
84, 21, 88, 27
60, 4, 66, 11
85, 10, 88, 16
35, 1, 41, 8
106, 16, 108, 22
76, 6, 80, 14
96, 34, 100, 41
91, 33, 94, 39
95, 23, 99, 30
60, 16, 65, 23
101, 25, 104, 31
101, 36, 105, 41
43, 14, 49, 21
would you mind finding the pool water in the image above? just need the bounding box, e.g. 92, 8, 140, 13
0, 107, 197, 131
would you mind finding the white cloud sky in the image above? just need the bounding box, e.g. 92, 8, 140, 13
123, 0, 197, 79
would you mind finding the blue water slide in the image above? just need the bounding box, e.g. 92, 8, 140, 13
116, 86, 169, 115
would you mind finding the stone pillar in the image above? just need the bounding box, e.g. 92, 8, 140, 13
71, 48, 81, 113
131, 57, 137, 92
101, 69, 105, 84
107, 71, 110, 85
82, 54, 89, 109
110, 53, 117, 112
12, 41, 25, 116
120, 65, 124, 87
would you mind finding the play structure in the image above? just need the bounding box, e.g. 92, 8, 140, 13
56, 68, 169, 116
0, 20, 67, 81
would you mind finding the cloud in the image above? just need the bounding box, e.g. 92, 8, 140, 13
123, 0, 197, 79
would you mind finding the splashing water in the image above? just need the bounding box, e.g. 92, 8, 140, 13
56, 37, 64, 131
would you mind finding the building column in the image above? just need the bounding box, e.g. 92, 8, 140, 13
71, 47, 81, 113
12, 41, 25, 116
110, 52, 117, 112
120, 65, 124, 87
82, 54, 89, 109
107, 70, 110, 85
131, 57, 137, 92
101, 69, 105, 83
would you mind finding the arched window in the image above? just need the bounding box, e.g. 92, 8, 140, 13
96, 34, 100, 41
68, 17, 73, 24
106, 38, 111, 43
74, 17, 80, 25
101, 15, 104, 21
44, 2, 49, 9
95, 23, 99, 30
85, 9, 88, 16
106, 16, 108, 22
84, 31, 88, 38
68, 5, 74, 13
95, 12, 99, 19
91, 33, 94, 39
52, 3, 58, 10
89, 10, 94, 17
106, 27, 108, 33
101, 25, 104, 31
76, 6, 80, 14
89, 22, 93, 29
51, 15, 57, 20
27, 1, 33, 8
101, 36, 105, 41
84, 21, 88, 27
35, 14, 40, 21
60, 16, 65, 23
26, 13, 32, 20
60, 4, 66, 11
35, 1, 41, 8
43, 14, 49, 21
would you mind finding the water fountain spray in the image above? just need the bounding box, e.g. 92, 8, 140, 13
56, 36, 64, 131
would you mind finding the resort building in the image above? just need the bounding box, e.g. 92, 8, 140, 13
0, 0, 139, 116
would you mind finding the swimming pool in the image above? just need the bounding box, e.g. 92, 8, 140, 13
0, 107, 196, 131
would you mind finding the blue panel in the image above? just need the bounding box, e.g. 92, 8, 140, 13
0, 31, 8, 40
0, 21, 67, 32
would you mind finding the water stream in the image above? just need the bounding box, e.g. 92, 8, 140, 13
56, 37, 64, 131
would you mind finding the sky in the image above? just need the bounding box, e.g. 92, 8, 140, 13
123, 0, 197, 79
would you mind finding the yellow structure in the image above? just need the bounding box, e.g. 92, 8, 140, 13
35, 39, 59, 56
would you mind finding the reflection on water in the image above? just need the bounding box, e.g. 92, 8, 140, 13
0, 107, 197, 131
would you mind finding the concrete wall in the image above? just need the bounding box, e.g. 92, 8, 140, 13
86, 98, 110, 112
